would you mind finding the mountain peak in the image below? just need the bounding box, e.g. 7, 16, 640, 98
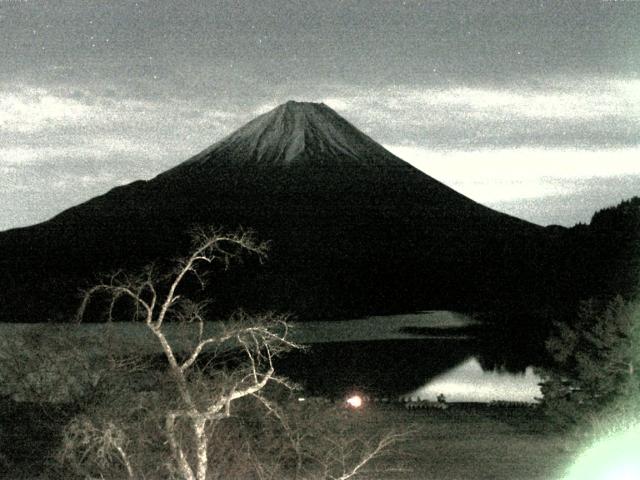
281, 99, 325, 109
179, 100, 409, 169
274, 100, 330, 116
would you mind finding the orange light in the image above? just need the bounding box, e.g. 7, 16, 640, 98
346, 395, 363, 408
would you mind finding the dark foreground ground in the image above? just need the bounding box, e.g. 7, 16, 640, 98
360, 403, 578, 480
1, 399, 578, 480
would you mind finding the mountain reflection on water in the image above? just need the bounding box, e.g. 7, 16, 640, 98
276, 311, 547, 402
404, 357, 541, 403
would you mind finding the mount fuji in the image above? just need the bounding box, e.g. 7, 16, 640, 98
0, 101, 559, 322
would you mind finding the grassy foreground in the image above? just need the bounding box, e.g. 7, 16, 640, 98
340, 403, 577, 480
1, 399, 578, 480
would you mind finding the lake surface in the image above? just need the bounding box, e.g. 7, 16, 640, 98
280, 311, 544, 402
275, 338, 542, 403
0, 311, 544, 403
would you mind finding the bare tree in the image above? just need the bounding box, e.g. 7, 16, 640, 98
279, 400, 414, 480
75, 228, 300, 480
66, 227, 410, 480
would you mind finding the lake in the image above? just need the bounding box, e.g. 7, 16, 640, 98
0, 311, 544, 403
284, 311, 543, 403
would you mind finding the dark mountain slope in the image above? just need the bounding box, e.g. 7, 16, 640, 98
1, 101, 562, 322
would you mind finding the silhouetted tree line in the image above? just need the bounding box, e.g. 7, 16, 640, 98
458, 197, 640, 373
538, 296, 640, 432
534, 198, 640, 432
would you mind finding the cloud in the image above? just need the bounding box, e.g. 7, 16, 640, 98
386, 145, 640, 204
387, 146, 640, 181
0, 83, 238, 135
402, 82, 637, 120
316, 77, 640, 149
0, 139, 157, 166
251, 102, 280, 116
0, 170, 137, 231
0, 88, 94, 133
488, 175, 640, 226
0, 84, 240, 174
322, 97, 353, 112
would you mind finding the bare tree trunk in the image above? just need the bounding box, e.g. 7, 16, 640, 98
194, 417, 209, 480
167, 413, 196, 480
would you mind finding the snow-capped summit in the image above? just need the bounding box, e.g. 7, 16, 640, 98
179, 101, 409, 168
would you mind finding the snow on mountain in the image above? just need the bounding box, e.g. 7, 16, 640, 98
179, 100, 410, 168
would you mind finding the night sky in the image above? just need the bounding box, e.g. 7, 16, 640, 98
1, 0, 639, 230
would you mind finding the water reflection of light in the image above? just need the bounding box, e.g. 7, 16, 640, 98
404, 357, 542, 403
